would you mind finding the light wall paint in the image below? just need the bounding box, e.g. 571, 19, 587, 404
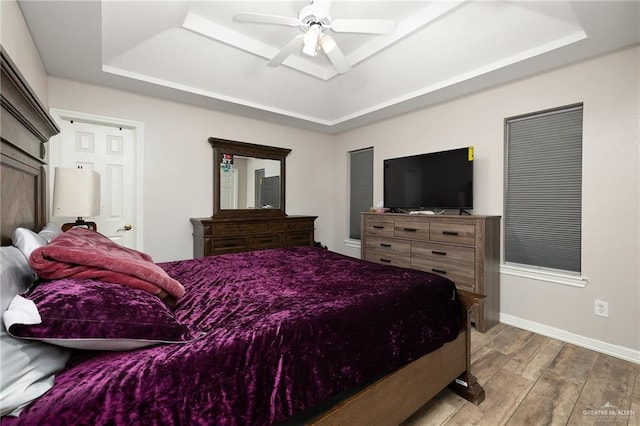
7, 2, 639, 356
0, 0, 49, 105
332, 45, 640, 353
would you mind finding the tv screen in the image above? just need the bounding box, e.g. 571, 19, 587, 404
384, 147, 473, 211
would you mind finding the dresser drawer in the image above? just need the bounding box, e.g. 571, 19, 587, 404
364, 218, 395, 237
394, 219, 430, 240
283, 231, 313, 247
207, 236, 250, 254
250, 233, 281, 249
429, 222, 476, 246
411, 241, 475, 289
211, 222, 268, 235
268, 220, 313, 232
364, 237, 411, 268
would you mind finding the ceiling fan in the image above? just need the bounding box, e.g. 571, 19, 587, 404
234, 0, 396, 74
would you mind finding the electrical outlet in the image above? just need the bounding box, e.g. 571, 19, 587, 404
594, 300, 609, 317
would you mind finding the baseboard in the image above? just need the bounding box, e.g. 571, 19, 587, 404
500, 313, 640, 365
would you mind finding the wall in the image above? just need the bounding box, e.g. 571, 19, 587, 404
48, 78, 334, 262
332, 45, 640, 355
0, 0, 49, 105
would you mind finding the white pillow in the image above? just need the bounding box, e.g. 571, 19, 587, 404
0, 246, 71, 417
38, 222, 62, 244
11, 228, 47, 261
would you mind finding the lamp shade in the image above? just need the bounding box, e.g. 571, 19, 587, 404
52, 167, 101, 218
302, 25, 320, 56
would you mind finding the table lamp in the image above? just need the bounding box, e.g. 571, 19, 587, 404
52, 167, 101, 232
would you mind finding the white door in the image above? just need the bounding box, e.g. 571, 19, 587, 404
49, 111, 143, 250
220, 169, 238, 209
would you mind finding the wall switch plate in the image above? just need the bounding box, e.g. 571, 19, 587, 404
594, 299, 609, 317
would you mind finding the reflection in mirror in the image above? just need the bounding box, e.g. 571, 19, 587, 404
210, 137, 290, 218
219, 156, 281, 209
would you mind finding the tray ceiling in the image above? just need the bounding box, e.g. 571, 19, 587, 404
18, 1, 640, 134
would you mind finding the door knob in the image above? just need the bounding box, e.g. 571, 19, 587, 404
117, 223, 133, 232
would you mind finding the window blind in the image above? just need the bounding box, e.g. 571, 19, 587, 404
504, 105, 583, 273
349, 148, 373, 240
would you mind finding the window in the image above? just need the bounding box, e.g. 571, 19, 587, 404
504, 104, 583, 275
349, 148, 373, 240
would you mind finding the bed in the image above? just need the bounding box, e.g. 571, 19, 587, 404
0, 47, 485, 424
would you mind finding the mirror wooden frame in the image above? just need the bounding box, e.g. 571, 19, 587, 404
210, 137, 291, 218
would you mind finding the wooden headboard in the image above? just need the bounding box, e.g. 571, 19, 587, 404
1, 47, 59, 245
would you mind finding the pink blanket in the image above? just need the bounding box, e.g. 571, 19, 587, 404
29, 228, 185, 300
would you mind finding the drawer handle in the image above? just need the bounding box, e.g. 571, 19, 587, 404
432, 268, 447, 274
432, 250, 447, 256
380, 243, 392, 248
373, 225, 385, 229
403, 228, 417, 232
380, 258, 392, 263
442, 231, 459, 236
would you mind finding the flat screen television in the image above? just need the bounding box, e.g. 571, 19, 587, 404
384, 147, 473, 212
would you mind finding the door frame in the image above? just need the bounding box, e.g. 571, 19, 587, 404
48, 108, 145, 250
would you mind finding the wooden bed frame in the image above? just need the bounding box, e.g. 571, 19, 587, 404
1, 47, 59, 245
1, 47, 485, 424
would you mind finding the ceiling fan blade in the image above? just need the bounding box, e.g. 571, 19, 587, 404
268, 34, 304, 67
234, 12, 300, 27
311, 0, 333, 18
319, 35, 351, 74
331, 19, 396, 34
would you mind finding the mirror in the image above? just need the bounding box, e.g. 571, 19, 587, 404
210, 137, 291, 218
219, 156, 281, 209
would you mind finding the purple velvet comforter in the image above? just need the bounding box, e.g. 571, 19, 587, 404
6, 247, 460, 425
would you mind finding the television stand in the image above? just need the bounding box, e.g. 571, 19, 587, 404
459, 209, 472, 215
361, 212, 501, 332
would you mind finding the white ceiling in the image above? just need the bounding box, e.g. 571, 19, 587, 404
18, 1, 640, 134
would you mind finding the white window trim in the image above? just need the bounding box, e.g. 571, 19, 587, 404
501, 263, 588, 288
343, 238, 361, 250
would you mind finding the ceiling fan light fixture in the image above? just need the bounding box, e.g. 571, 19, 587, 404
234, 1, 395, 74
302, 25, 321, 56
319, 34, 336, 53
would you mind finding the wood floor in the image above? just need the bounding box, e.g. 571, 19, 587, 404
403, 323, 639, 426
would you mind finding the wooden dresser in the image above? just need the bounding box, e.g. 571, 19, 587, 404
361, 213, 500, 332
191, 215, 317, 257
